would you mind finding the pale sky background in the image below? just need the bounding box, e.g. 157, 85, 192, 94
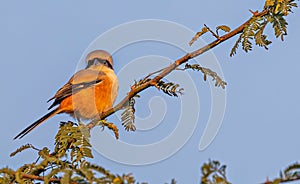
1, 1, 300, 183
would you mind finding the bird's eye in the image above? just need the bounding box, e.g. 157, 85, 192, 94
96, 59, 109, 66
102, 60, 109, 67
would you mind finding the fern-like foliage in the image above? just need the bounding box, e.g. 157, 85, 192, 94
261, 162, 300, 183
264, 0, 298, 15
230, 0, 297, 56
255, 21, 272, 49
98, 119, 120, 139
155, 80, 184, 97
120, 78, 154, 132
0, 168, 15, 184
1, 122, 136, 183
121, 97, 137, 132
89, 119, 119, 139
130, 78, 184, 130
184, 63, 227, 89
201, 160, 231, 184
55, 121, 93, 163
230, 34, 243, 57
284, 162, 300, 179
268, 13, 288, 41
122, 79, 183, 133
231, 16, 272, 56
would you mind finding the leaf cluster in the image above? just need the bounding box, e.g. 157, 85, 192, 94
155, 80, 184, 97
263, 162, 300, 183
184, 63, 227, 89
121, 77, 183, 134
121, 97, 137, 132
98, 120, 120, 139
55, 121, 93, 163
200, 160, 231, 184
189, 0, 297, 57
230, 0, 297, 56
0, 122, 135, 184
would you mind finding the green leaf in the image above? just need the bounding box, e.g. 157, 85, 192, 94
121, 97, 137, 132
230, 34, 242, 57
216, 25, 231, 33
271, 14, 288, 41
184, 63, 227, 89
155, 80, 184, 97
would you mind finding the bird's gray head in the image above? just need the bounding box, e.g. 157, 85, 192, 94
85, 50, 114, 70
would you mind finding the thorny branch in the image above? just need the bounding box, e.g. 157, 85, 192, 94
86, 9, 269, 129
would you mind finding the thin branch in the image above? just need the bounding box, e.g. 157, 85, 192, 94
14, 172, 68, 183
87, 9, 269, 130
20, 173, 78, 184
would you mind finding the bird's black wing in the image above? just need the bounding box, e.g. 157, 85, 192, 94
47, 70, 105, 110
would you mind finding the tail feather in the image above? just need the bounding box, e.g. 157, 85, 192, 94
14, 108, 60, 140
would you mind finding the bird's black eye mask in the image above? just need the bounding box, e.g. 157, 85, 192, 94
86, 58, 113, 70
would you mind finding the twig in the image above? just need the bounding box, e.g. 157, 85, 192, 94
249, 9, 259, 16
204, 24, 219, 38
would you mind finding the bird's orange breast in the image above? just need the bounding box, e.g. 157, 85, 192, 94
59, 69, 118, 120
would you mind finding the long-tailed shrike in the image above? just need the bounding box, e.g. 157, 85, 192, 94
14, 50, 118, 139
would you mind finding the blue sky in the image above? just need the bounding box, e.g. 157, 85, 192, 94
1, 1, 300, 183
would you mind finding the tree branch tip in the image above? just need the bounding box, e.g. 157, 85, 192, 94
249, 9, 259, 16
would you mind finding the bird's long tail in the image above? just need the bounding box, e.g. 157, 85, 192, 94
14, 108, 61, 139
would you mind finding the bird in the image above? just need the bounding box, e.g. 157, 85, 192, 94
14, 50, 119, 139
